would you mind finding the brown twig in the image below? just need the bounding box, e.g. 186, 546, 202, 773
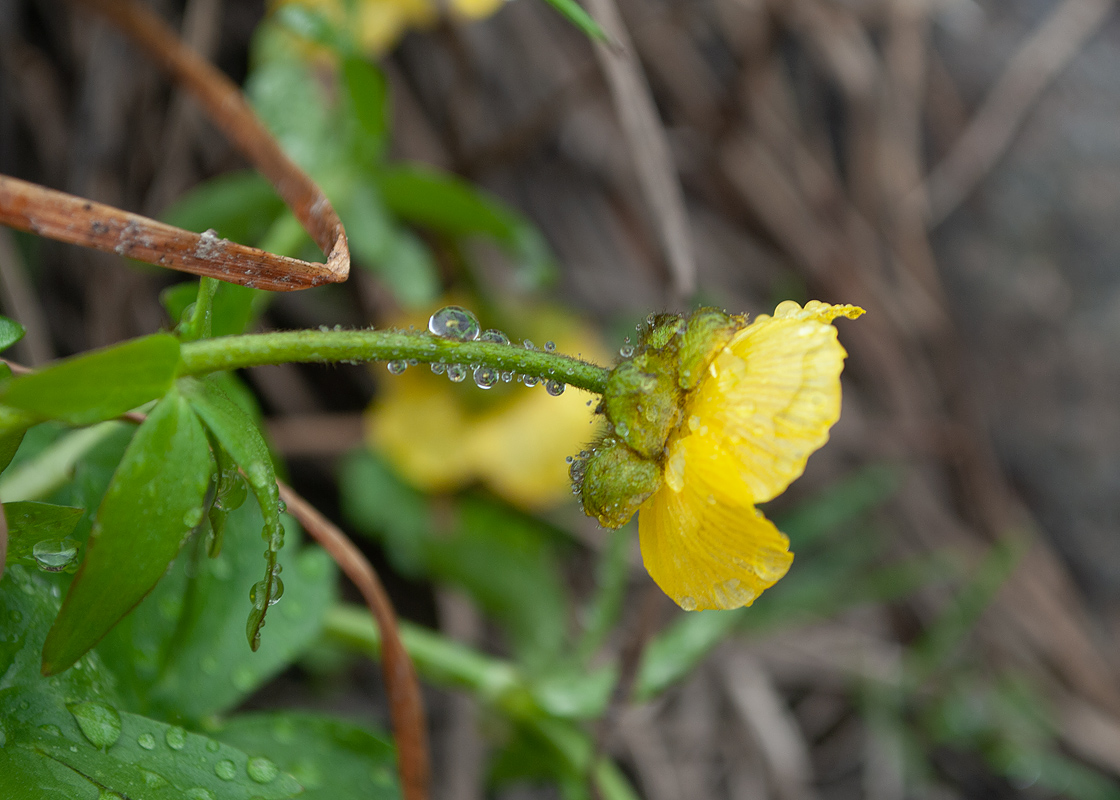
0, 176, 337, 292
0, 0, 350, 291
277, 480, 430, 800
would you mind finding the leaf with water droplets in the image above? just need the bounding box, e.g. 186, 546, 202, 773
96, 501, 336, 721
213, 712, 398, 800
180, 377, 284, 652
42, 388, 212, 675
3, 501, 84, 570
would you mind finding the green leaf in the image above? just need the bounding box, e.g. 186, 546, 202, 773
98, 502, 336, 719
375, 165, 555, 285
180, 377, 284, 651
0, 689, 301, 800
3, 502, 84, 569
41, 389, 212, 675
161, 170, 285, 245
0, 314, 26, 353
538, 0, 607, 42
0, 334, 180, 426
213, 712, 398, 800
342, 57, 388, 144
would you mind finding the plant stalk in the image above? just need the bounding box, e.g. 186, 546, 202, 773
178, 330, 611, 394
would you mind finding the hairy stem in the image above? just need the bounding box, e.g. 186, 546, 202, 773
178, 329, 612, 394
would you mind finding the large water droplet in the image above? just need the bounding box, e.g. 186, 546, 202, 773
619, 344, 634, 358
165, 726, 187, 751
473, 366, 498, 389
141, 770, 168, 788
544, 341, 556, 352
33, 539, 79, 573
430, 362, 446, 375
447, 364, 467, 383
428, 306, 480, 341
386, 360, 407, 375
545, 380, 565, 396
479, 329, 510, 345
215, 759, 237, 781
247, 756, 280, 784
521, 374, 539, 388
679, 596, 698, 611
137, 733, 157, 750
68, 702, 121, 750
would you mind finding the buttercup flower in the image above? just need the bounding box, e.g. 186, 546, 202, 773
576, 300, 863, 611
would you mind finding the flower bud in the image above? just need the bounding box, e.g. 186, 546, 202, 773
577, 438, 662, 528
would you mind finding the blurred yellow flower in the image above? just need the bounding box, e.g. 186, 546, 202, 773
637, 300, 863, 611
367, 306, 609, 510
275, 0, 505, 56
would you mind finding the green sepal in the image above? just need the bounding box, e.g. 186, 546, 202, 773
577, 438, 661, 529
678, 308, 737, 390
603, 349, 681, 460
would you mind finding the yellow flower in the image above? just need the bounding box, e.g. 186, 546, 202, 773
576, 300, 863, 611
367, 305, 610, 510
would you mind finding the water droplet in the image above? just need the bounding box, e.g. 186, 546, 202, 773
141, 770, 168, 788
428, 306, 480, 341
447, 364, 467, 383
473, 366, 498, 389
137, 733, 157, 750
184, 789, 215, 800
277, 499, 287, 514
206, 739, 221, 753
544, 341, 556, 352
183, 507, 204, 528
32, 539, 79, 572
386, 360, 407, 375
522, 339, 536, 350
247, 756, 280, 784
165, 726, 187, 751
619, 345, 634, 358
545, 380, 565, 396
215, 760, 238, 781
430, 362, 446, 375
68, 702, 121, 749
249, 580, 268, 611
480, 329, 510, 345
679, 596, 698, 611
521, 374, 539, 387
39, 724, 62, 737
500, 371, 512, 382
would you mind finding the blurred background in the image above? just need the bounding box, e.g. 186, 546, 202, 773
4, 0, 1120, 797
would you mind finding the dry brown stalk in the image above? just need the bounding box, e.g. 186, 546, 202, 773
277, 480, 430, 800
0, 0, 349, 291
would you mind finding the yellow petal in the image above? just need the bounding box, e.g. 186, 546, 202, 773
685, 301, 862, 504
638, 435, 793, 611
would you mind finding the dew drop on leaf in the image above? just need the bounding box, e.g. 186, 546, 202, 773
428, 306, 480, 341
206, 739, 221, 753
32, 539, 79, 573
165, 726, 187, 751
184, 789, 216, 800
68, 701, 121, 749
215, 760, 237, 781
137, 733, 157, 750
247, 756, 280, 784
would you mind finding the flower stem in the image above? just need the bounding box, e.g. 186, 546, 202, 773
178, 329, 612, 394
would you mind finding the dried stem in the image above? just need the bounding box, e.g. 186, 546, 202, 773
277, 481, 430, 800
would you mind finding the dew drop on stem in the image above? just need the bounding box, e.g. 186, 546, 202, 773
429, 306, 480, 341
545, 380, 565, 396
447, 364, 467, 383
480, 329, 510, 345
387, 360, 407, 374
473, 366, 498, 389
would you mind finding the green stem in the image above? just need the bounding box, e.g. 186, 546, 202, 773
178, 330, 611, 394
